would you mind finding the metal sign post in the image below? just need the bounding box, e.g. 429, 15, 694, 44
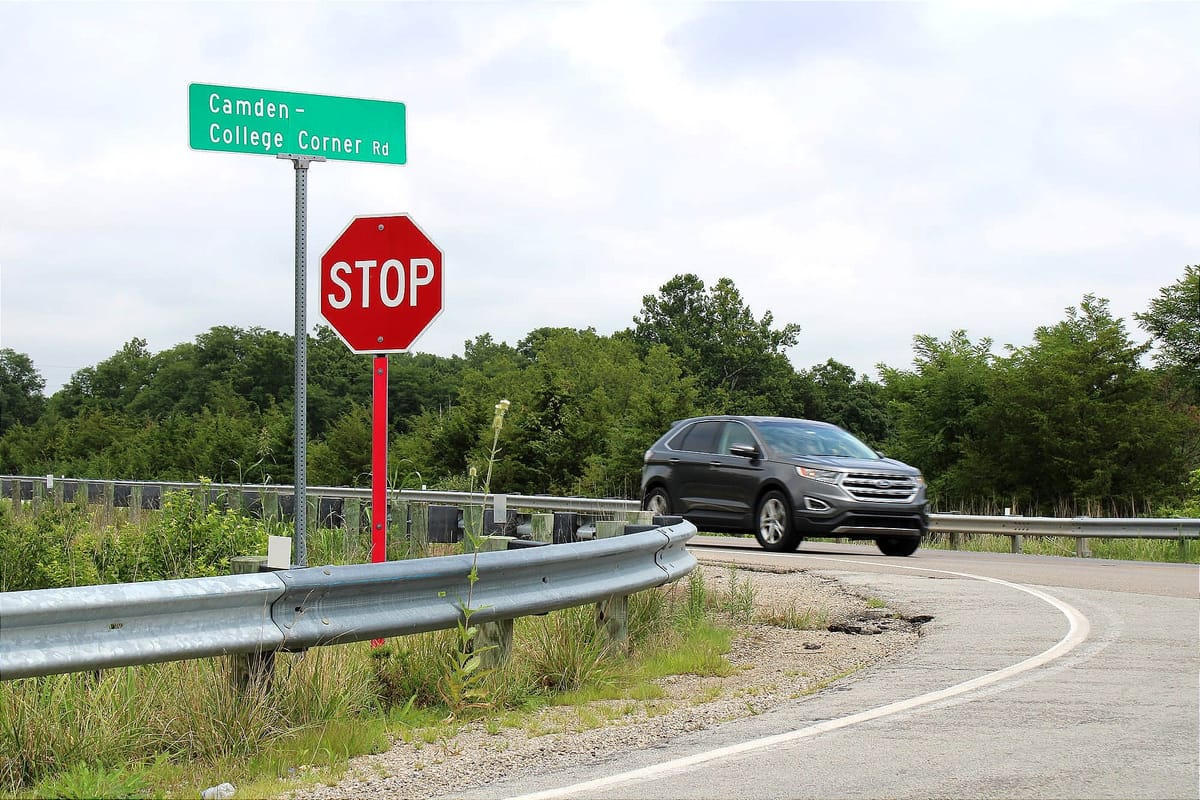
278, 154, 324, 566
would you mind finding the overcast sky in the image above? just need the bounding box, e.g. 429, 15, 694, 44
2, 2, 1197, 395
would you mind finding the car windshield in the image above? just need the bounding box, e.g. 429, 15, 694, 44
754, 420, 879, 459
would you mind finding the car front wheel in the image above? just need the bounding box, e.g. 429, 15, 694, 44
642, 487, 672, 517
754, 490, 801, 552
876, 535, 920, 557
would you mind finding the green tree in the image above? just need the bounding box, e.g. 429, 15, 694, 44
630, 274, 801, 413
502, 328, 696, 496
388, 328, 697, 497
0, 411, 63, 474
796, 359, 891, 446
308, 325, 371, 438
980, 295, 1193, 510
578, 342, 698, 496
0, 349, 45, 436
878, 330, 996, 504
50, 338, 153, 418
1134, 264, 1200, 404
308, 404, 373, 487
389, 335, 528, 489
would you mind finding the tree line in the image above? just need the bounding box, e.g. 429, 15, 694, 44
2, 266, 1197, 515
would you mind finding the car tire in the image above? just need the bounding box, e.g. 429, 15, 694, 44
876, 536, 920, 557
642, 487, 672, 517
754, 490, 801, 552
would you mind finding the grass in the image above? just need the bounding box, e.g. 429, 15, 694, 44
757, 601, 832, 630
921, 532, 1198, 563
723, 529, 1198, 565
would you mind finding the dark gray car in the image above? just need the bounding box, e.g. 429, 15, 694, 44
640, 415, 928, 556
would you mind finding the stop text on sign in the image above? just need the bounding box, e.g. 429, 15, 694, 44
319, 214, 443, 353
325, 259, 435, 309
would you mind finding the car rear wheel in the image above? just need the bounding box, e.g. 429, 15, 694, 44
876, 535, 920, 557
642, 487, 672, 517
754, 490, 801, 552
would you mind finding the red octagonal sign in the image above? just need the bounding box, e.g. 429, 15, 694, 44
320, 214, 443, 353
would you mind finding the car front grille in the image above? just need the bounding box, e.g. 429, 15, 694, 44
835, 512, 925, 533
842, 472, 919, 503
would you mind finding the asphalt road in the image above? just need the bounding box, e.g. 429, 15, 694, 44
445, 540, 1200, 800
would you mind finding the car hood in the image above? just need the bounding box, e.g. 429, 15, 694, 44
784, 455, 921, 475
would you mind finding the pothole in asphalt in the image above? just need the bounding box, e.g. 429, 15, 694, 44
828, 611, 935, 635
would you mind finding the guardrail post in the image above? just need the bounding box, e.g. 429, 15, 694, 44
530, 513, 553, 542
407, 502, 430, 554
344, 497, 362, 538
553, 512, 580, 543
306, 495, 320, 536
467, 535, 515, 667
131, 485, 144, 523
1076, 537, 1091, 558
595, 520, 624, 539
226, 486, 242, 515
101, 482, 115, 524
263, 491, 280, 522
461, 505, 483, 550
229, 556, 275, 694
593, 524, 629, 650
1005, 508, 1023, 553
624, 510, 654, 525
394, 499, 411, 559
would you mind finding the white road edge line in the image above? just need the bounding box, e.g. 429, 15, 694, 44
504, 555, 1091, 800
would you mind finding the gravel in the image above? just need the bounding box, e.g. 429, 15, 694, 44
283, 561, 923, 800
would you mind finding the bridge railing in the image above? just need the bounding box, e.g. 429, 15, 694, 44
3, 475, 1196, 557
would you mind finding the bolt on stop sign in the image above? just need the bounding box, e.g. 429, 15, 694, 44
320, 214, 443, 353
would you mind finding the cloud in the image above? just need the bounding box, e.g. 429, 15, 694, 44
1, 1, 1196, 395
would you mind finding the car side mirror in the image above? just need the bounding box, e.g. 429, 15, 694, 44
729, 444, 760, 459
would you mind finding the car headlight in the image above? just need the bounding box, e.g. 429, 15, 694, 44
796, 466, 840, 483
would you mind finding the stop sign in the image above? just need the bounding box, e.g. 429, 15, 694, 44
320, 214, 443, 353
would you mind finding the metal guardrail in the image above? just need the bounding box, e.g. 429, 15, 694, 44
0, 520, 697, 681
928, 513, 1198, 556
928, 514, 1200, 539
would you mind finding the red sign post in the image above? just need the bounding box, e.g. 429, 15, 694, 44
319, 215, 443, 599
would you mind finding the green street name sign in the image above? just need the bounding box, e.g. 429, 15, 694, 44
188, 83, 406, 165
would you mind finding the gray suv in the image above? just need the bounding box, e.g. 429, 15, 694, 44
640, 416, 928, 556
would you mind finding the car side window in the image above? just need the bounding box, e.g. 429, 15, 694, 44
670, 421, 722, 453
720, 422, 757, 454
